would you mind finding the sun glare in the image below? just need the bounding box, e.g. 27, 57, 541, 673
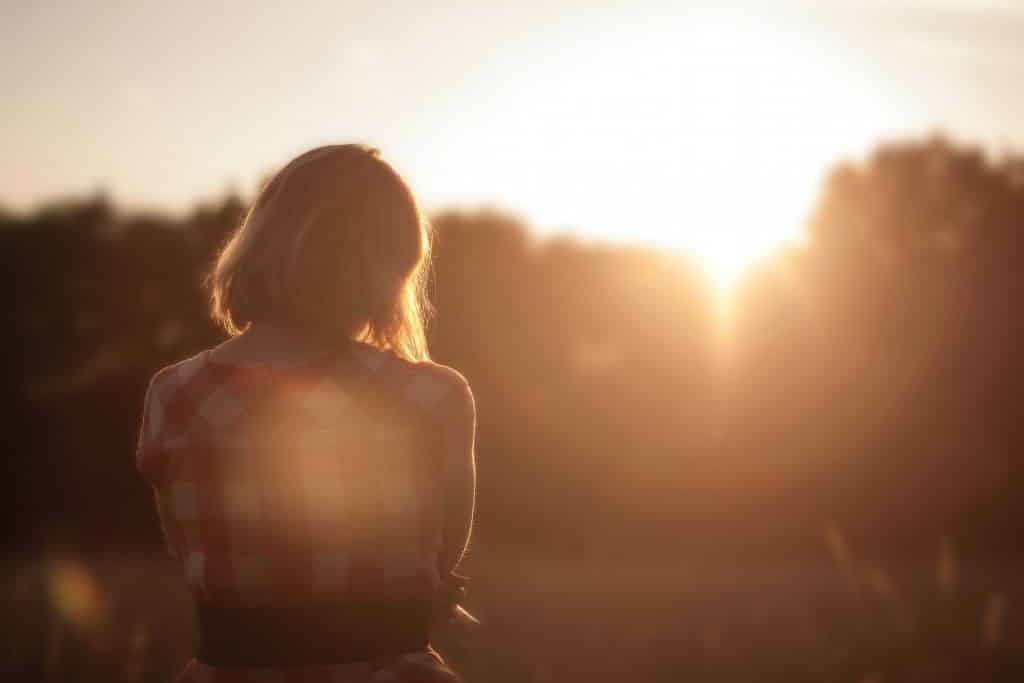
435, 8, 886, 292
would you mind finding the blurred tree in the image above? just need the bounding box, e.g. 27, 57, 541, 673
3, 135, 1022, 561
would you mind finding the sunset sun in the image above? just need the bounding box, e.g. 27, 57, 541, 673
426, 8, 886, 291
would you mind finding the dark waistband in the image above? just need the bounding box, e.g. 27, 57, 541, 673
197, 596, 433, 668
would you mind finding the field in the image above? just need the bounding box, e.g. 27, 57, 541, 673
7, 535, 1020, 682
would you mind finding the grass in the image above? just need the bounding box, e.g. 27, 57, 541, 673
4, 532, 1020, 682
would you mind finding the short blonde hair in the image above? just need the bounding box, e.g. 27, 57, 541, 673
207, 144, 433, 362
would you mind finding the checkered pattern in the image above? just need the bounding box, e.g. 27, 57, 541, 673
175, 647, 460, 683
137, 341, 476, 682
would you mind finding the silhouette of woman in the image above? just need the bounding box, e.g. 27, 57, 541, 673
136, 144, 477, 682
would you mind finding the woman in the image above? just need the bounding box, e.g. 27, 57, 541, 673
136, 144, 477, 682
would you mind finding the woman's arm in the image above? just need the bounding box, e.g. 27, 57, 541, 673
413, 364, 479, 633
136, 367, 184, 560
432, 367, 477, 577
136, 370, 167, 485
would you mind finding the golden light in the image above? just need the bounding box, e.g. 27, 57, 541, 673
431, 8, 888, 293
46, 558, 108, 631
223, 380, 425, 582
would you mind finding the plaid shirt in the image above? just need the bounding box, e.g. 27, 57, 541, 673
136, 340, 475, 682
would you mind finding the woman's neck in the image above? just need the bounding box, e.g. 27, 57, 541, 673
209, 321, 339, 367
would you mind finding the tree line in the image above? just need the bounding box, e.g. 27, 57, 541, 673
4, 134, 1022, 560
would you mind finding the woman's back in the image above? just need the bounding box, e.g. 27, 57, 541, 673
136, 327, 475, 681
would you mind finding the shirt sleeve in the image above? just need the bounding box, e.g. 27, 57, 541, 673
422, 365, 477, 576
137, 368, 186, 559
136, 369, 169, 486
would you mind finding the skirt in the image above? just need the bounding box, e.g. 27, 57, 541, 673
175, 647, 460, 683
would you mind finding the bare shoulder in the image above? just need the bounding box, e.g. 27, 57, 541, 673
404, 360, 475, 414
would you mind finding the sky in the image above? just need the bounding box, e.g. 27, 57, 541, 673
4, 0, 1024, 274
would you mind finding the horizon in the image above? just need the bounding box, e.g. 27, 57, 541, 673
6, 0, 1024, 281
